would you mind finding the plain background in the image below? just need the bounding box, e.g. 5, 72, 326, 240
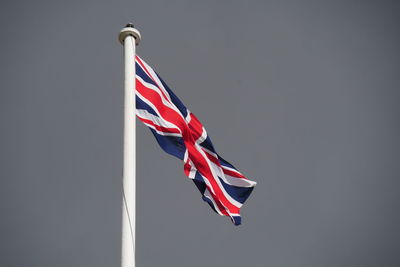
1, 1, 399, 266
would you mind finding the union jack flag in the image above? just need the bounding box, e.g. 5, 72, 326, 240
135, 56, 256, 225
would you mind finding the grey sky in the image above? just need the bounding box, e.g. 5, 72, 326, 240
1, 1, 400, 267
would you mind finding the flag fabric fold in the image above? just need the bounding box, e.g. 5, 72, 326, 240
135, 55, 256, 225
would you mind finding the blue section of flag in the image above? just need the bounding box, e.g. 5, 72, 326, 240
148, 129, 186, 160
136, 96, 158, 116
218, 177, 255, 204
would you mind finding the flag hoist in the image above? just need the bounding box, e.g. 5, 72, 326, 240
118, 23, 141, 267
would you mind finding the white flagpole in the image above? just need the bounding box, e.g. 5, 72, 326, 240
119, 23, 141, 267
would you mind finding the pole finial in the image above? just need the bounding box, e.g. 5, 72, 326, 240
119, 23, 141, 45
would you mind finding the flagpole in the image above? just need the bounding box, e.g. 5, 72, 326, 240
119, 23, 141, 267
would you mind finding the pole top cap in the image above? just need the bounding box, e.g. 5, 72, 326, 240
119, 23, 141, 45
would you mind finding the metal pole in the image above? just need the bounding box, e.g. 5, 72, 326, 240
119, 23, 141, 267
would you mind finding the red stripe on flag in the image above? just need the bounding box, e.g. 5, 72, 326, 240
137, 117, 181, 134
136, 56, 171, 103
187, 113, 204, 141
222, 168, 246, 179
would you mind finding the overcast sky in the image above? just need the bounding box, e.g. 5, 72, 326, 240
1, 1, 400, 267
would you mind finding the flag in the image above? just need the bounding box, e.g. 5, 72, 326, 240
135, 56, 256, 225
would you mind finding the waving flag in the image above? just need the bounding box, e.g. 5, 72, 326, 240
135, 56, 256, 225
